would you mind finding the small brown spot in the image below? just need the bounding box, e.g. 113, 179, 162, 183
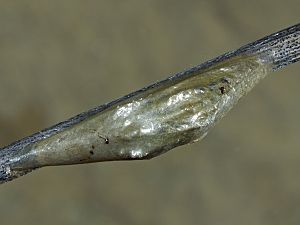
91, 145, 95, 149
90, 150, 94, 155
219, 86, 225, 94
97, 134, 110, 144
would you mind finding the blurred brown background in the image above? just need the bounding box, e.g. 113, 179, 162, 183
0, 1, 299, 225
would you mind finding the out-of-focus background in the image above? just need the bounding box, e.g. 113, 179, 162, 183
0, 1, 299, 225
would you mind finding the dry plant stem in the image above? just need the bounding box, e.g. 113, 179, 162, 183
0, 24, 299, 184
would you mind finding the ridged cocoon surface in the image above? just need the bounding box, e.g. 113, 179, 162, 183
9, 56, 271, 169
